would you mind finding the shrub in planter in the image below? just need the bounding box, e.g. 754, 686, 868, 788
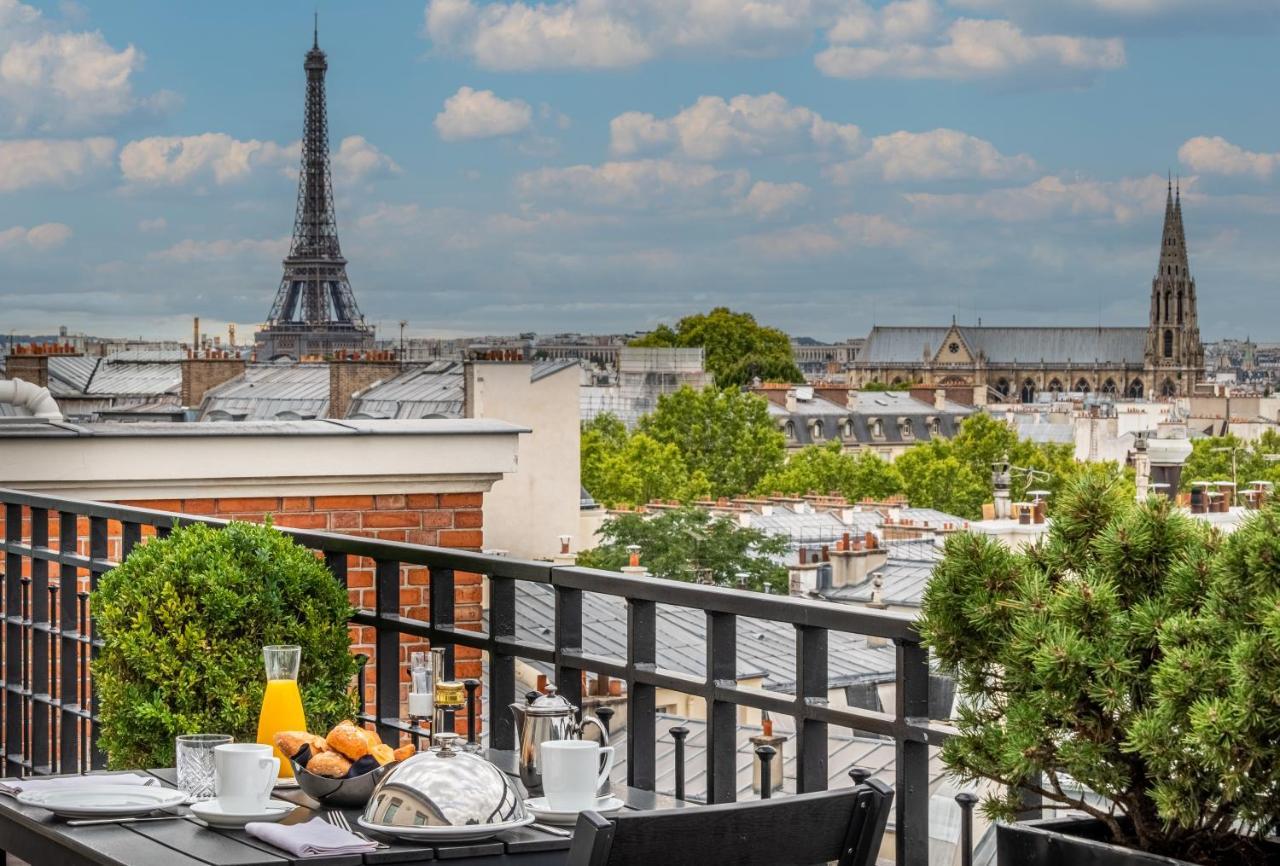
94, 520, 360, 770
921, 468, 1280, 865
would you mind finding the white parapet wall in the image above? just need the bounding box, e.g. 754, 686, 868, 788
0, 418, 527, 500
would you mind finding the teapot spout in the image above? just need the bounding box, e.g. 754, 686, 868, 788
509, 702, 527, 738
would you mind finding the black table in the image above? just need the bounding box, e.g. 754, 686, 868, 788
0, 750, 690, 866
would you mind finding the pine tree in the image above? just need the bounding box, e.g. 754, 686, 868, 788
920, 471, 1280, 864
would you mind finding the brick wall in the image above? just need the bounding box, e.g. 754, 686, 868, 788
180, 358, 246, 406
1, 490, 487, 744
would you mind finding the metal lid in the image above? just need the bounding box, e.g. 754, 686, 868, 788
526, 684, 577, 717
361, 735, 527, 829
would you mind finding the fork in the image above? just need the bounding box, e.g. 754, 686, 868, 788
325, 810, 387, 848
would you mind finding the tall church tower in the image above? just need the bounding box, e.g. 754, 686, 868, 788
1144, 180, 1203, 396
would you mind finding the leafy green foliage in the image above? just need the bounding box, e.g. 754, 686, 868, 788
1180, 430, 1280, 492
631, 307, 803, 388
921, 471, 1280, 862
577, 507, 788, 593
757, 440, 904, 501
895, 444, 990, 519
93, 521, 359, 770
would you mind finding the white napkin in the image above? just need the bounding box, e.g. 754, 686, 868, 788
246, 817, 377, 857
0, 773, 159, 796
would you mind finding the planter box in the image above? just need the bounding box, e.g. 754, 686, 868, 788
998, 817, 1280, 866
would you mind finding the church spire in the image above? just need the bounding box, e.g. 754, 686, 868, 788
1145, 173, 1202, 395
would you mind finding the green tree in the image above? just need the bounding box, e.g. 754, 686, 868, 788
757, 441, 904, 502
581, 413, 629, 500
1180, 431, 1280, 493
632, 307, 803, 387
921, 471, 1280, 863
639, 386, 785, 497
591, 432, 707, 508
577, 507, 789, 593
895, 444, 990, 519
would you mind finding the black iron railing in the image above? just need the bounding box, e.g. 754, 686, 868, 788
0, 487, 952, 865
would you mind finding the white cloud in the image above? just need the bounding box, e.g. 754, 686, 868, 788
828, 128, 1036, 182
0, 221, 72, 250
737, 180, 811, 219
0, 0, 171, 132
948, 0, 1279, 33
905, 173, 1175, 222
119, 133, 296, 187
743, 212, 916, 259
0, 136, 114, 192
515, 158, 750, 210
816, 8, 1124, 82
147, 236, 288, 263
435, 86, 533, 141
424, 0, 825, 71
610, 93, 862, 160
1178, 136, 1278, 179
332, 135, 401, 181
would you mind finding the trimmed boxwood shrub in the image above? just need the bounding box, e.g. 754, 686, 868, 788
93, 520, 360, 769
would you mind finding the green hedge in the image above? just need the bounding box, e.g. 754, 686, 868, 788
93, 520, 360, 769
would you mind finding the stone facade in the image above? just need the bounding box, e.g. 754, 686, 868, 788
848, 185, 1205, 401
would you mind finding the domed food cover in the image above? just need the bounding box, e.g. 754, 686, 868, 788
361, 735, 528, 829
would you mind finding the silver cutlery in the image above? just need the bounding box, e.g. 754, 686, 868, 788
66, 814, 188, 827
324, 810, 386, 848
531, 821, 573, 838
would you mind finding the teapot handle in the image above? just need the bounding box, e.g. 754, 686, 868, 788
578, 714, 611, 747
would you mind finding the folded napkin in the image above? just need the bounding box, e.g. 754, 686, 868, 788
0, 773, 159, 796
246, 817, 377, 857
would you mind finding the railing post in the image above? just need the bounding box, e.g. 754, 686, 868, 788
57, 511, 79, 773
895, 638, 931, 866
706, 611, 737, 804
626, 599, 656, 791
30, 508, 49, 776
463, 679, 479, 746
669, 726, 688, 802
488, 573, 516, 750
553, 585, 583, 710
794, 624, 829, 794
595, 706, 613, 737
428, 566, 456, 732
87, 516, 107, 769
4, 503, 22, 777
373, 558, 401, 743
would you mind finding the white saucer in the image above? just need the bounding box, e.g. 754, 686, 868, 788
358, 814, 533, 842
189, 798, 296, 828
525, 796, 625, 826
16, 784, 187, 819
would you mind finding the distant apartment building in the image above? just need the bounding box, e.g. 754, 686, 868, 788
580, 347, 713, 427
790, 337, 865, 381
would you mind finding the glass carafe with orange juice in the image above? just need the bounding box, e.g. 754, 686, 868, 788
257, 645, 306, 779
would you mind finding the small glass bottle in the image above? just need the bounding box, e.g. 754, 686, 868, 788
431, 647, 465, 745
408, 651, 433, 719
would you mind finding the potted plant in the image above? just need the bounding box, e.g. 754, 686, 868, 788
920, 468, 1280, 865
93, 520, 360, 769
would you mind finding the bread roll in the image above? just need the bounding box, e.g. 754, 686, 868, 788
357, 726, 382, 748
392, 743, 416, 762
370, 743, 395, 766
307, 750, 353, 778
273, 731, 326, 759
325, 723, 370, 760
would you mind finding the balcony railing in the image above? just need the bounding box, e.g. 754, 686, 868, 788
0, 487, 952, 865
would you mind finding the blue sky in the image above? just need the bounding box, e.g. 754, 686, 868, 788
1, 0, 1278, 342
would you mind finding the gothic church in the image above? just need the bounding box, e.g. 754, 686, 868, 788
850, 182, 1204, 401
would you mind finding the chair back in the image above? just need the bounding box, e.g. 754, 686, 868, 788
566, 779, 893, 866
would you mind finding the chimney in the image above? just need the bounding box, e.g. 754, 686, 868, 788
621, 544, 647, 576
553, 534, 577, 565
785, 388, 797, 413
329, 355, 402, 419
181, 353, 246, 407
934, 389, 946, 411
193, 316, 201, 351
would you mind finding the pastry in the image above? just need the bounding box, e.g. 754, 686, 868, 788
392, 743, 416, 762
273, 730, 327, 758
370, 743, 395, 766
325, 723, 370, 760
306, 750, 353, 778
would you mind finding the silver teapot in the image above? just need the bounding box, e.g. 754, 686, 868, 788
510, 684, 610, 792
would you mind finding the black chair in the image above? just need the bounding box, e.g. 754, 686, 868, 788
566, 779, 894, 866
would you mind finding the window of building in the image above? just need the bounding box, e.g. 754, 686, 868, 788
1162, 378, 1177, 397
811, 420, 823, 440
994, 378, 1011, 401
1163, 329, 1174, 358
1020, 379, 1037, 404
870, 418, 884, 438
1101, 378, 1118, 395
1127, 379, 1144, 399
784, 421, 796, 440
1075, 378, 1091, 393
1048, 378, 1063, 395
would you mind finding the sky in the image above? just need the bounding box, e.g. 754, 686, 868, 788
1, 0, 1278, 343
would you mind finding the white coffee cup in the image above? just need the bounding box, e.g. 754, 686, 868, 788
541, 740, 614, 812
213, 743, 279, 813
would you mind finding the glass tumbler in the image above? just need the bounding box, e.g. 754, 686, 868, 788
176, 734, 232, 800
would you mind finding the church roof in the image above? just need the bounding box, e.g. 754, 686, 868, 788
861, 326, 1147, 365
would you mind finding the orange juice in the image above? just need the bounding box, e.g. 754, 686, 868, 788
257, 678, 307, 778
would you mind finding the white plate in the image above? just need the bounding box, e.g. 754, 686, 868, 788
189, 798, 295, 828
525, 796, 625, 826
16, 784, 188, 819
357, 814, 534, 842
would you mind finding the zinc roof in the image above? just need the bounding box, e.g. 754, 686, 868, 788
862, 325, 1149, 365
199, 364, 330, 421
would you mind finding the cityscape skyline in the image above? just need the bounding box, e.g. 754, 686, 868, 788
1, 1, 1278, 342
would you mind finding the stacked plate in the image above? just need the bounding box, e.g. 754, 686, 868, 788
16, 785, 187, 819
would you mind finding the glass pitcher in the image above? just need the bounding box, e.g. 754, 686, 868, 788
256, 645, 306, 779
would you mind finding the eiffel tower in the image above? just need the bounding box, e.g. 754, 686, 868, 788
256, 22, 374, 361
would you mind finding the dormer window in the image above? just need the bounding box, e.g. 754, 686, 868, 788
870, 418, 884, 439
784, 420, 796, 440
842, 419, 855, 440
927, 416, 940, 436
811, 419, 824, 440
899, 418, 913, 439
